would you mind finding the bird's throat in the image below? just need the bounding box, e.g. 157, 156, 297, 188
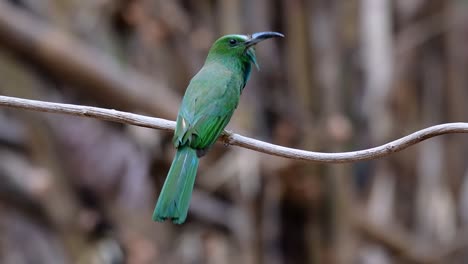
245, 47, 259, 70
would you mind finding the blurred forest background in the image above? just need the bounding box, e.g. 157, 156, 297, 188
0, 0, 468, 263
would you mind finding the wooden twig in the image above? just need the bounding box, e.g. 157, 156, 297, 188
1, 95, 468, 163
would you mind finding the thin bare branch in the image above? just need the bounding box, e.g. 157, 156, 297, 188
1, 95, 468, 163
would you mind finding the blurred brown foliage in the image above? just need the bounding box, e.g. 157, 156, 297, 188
0, 0, 468, 263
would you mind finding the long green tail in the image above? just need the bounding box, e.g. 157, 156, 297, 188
153, 146, 199, 224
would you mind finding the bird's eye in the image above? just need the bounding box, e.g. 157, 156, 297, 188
229, 39, 237, 45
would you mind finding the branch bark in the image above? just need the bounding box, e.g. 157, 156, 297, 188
1, 95, 468, 163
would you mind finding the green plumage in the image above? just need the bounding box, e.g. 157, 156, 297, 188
152, 146, 198, 224
153, 32, 283, 224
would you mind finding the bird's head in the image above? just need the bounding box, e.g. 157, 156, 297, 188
206, 31, 284, 69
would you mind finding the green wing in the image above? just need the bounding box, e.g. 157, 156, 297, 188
173, 63, 243, 151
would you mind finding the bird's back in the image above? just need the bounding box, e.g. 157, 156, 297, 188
173, 62, 245, 152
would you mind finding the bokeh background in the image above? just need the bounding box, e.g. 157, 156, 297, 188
0, 0, 468, 263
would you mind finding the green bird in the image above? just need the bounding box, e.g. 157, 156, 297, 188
153, 31, 284, 224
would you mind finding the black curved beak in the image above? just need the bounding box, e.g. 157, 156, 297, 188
245, 31, 284, 47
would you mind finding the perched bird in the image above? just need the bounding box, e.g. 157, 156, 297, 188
153, 32, 284, 224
